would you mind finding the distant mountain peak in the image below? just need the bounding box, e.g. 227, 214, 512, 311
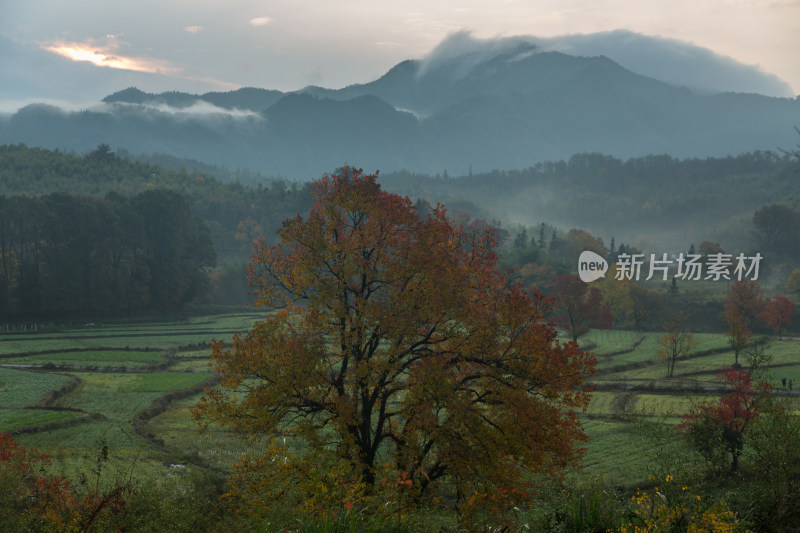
300, 44, 663, 116
103, 87, 149, 104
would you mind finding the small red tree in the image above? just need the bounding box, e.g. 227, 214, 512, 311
722, 281, 764, 366
553, 274, 612, 342
760, 295, 795, 340
678, 369, 769, 473
657, 317, 694, 378
723, 280, 764, 326
725, 308, 752, 368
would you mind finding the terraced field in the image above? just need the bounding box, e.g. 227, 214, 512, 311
2, 314, 798, 491
0, 313, 261, 483
576, 329, 800, 484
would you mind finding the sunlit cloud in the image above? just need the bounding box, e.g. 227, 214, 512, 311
249, 16, 271, 27
43, 39, 178, 74
184, 25, 204, 34
38, 37, 240, 91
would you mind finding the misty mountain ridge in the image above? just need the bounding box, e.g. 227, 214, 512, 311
299, 44, 685, 116
2, 31, 799, 179
98, 35, 793, 117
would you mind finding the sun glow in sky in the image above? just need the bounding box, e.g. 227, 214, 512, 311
1, 0, 798, 104
44, 41, 178, 74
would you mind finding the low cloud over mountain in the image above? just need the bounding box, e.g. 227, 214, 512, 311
383, 29, 795, 100
532, 30, 795, 97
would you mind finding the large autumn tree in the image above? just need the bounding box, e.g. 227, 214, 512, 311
194, 168, 595, 514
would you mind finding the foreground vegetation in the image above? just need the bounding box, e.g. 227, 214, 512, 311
2, 311, 798, 531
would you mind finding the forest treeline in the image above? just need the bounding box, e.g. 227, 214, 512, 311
0, 190, 214, 319
2, 143, 799, 314
4, 144, 798, 257
0, 144, 313, 260
380, 151, 800, 247
382, 151, 794, 199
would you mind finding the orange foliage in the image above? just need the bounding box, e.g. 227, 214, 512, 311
193, 167, 596, 516
0, 433, 129, 531
760, 295, 795, 340
722, 281, 764, 366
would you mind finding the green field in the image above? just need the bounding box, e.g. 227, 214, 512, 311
3, 349, 165, 368
0, 367, 74, 407
0, 408, 84, 431
0, 316, 238, 485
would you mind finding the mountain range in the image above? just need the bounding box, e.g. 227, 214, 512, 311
1, 38, 798, 179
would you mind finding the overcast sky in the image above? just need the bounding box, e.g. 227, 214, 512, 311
1, 0, 798, 107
